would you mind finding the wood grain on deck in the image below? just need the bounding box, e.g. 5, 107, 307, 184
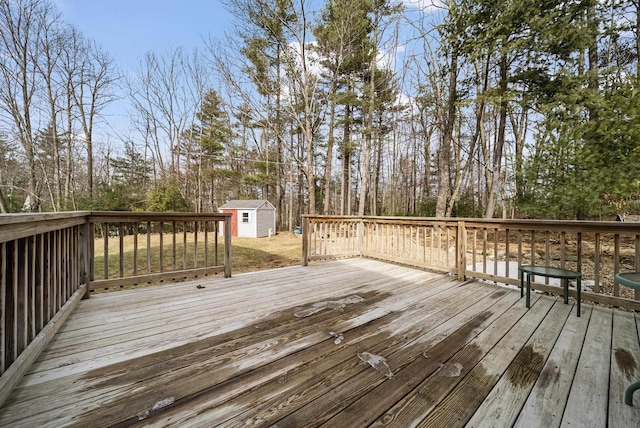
0, 258, 638, 427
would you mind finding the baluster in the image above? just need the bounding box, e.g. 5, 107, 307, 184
159, 221, 164, 273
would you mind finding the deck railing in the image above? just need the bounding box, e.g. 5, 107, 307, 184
89, 212, 232, 292
0, 211, 231, 405
302, 215, 640, 311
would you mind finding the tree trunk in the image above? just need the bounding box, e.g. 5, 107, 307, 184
510, 107, 528, 203
372, 114, 384, 216
288, 157, 294, 231
358, 7, 378, 217
358, 129, 372, 216
275, 44, 284, 228
435, 48, 458, 217
323, 80, 337, 215
65, 90, 74, 208
341, 103, 352, 215
484, 53, 508, 219
305, 121, 316, 215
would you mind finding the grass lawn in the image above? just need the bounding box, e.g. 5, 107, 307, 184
229, 233, 302, 272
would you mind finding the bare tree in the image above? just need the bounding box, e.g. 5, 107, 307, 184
0, 0, 59, 210
0, 0, 117, 211
71, 38, 119, 200
128, 48, 199, 179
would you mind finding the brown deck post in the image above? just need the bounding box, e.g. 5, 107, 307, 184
457, 220, 467, 280
78, 217, 91, 299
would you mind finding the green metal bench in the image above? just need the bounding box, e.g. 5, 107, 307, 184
519, 265, 582, 317
614, 272, 640, 406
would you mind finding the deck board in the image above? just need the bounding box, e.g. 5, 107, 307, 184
608, 310, 640, 426
250, 287, 511, 428
416, 294, 556, 428
513, 305, 593, 428
369, 293, 540, 427
465, 298, 573, 427
561, 306, 613, 427
0, 258, 638, 427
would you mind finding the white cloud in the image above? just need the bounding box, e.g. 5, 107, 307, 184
402, 0, 447, 13
286, 41, 324, 77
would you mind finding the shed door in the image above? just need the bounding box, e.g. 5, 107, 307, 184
222, 209, 238, 236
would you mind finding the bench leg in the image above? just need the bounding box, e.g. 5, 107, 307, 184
526, 274, 531, 308
520, 271, 524, 298
625, 380, 640, 406
563, 279, 569, 304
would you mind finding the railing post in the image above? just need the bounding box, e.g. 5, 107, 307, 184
301, 216, 309, 266
78, 218, 92, 299
223, 215, 232, 278
357, 219, 364, 256
457, 220, 467, 280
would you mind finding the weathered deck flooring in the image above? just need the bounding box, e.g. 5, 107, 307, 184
0, 258, 638, 427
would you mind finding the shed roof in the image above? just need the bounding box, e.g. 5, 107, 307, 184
219, 199, 275, 210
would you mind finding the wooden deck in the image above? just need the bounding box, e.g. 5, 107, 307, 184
0, 258, 638, 427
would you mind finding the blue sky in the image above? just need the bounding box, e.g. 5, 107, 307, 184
56, 1, 236, 140
58, 0, 434, 77
54, 0, 436, 144
59, 0, 233, 73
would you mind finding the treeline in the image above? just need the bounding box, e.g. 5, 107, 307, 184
1, 0, 640, 229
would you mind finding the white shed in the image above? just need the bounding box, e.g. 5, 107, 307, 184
218, 200, 277, 238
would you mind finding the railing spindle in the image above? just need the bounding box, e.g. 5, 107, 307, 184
55, 231, 61, 305
560, 231, 566, 270
133, 223, 138, 275
183, 222, 187, 270
12, 240, 19, 359
37, 234, 43, 332
204, 222, 209, 267
447, 227, 451, 268
577, 232, 582, 273
493, 228, 498, 276
28, 236, 35, 341
159, 221, 164, 273
103, 223, 109, 280
215, 221, 219, 266
614, 234, 620, 297
46, 233, 52, 319
20, 238, 27, 353
146, 222, 152, 274
531, 231, 536, 268
482, 229, 487, 274
544, 231, 550, 284
595, 233, 601, 293
119, 223, 124, 278
194, 221, 198, 269
505, 229, 510, 278
172, 222, 177, 270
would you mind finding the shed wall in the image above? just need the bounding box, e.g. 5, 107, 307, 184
256, 207, 276, 238
237, 210, 256, 238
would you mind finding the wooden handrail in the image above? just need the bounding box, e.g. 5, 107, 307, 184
302, 215, 640, 311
